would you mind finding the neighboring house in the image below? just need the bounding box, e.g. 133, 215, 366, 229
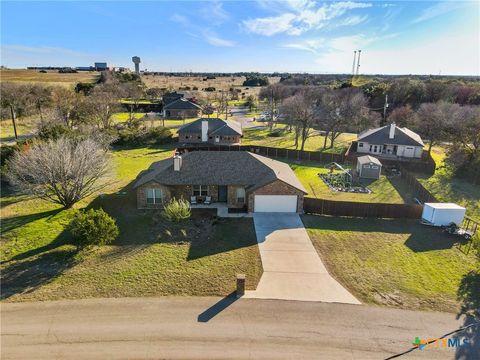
357, 123, 424, 159
356, 155, 382, 180
162, 91, 185, 106
162, 98, 203, 119
133, 151, 307, 213
178, 118, 243, 145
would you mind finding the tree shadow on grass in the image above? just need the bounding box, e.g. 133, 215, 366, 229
404, 232, 468, 252
454, 271, 480, 359
386, 176, 416, 204
87, 180, 258, 261
1, 208, 63, 233
301, 215, 466, 252
302, 215, 413, 234
1, 248, 77, 300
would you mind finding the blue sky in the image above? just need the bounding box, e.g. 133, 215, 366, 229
1, 1, 479, 75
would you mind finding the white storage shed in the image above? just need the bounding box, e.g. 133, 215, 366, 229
421, 203, 466, 226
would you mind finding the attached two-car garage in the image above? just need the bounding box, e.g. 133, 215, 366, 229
253, 195, 298, 213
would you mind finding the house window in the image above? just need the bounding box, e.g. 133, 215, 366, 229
197, 136, 201, 140
236, 188, 245, 203
371, 166, 379, 169
146, 188, 163, 204
358, 143, 363, 148
193, 185, 208, 196
185, 135, 189, 139
209, 136, 213, 139
364, 165, 371, 169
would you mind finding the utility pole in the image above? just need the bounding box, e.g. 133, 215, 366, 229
269, 87, 275, 130
225, 90, 229, 120
383, 94, 389, 125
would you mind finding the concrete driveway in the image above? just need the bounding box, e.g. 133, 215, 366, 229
245, 213, 360, 304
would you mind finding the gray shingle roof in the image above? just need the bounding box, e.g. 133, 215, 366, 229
178, 118, 242, 136
357, 124, 424, 147
163, 98, 203, 110
357, 155, 382, 166
133, 151, 307, 193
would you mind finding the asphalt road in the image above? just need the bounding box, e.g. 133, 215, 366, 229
2, 297, 476, 360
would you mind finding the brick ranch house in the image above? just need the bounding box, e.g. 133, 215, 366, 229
133, 151, 307, 213
178, 118, 242, 145
162, 98, 203, 119
356, 123, 424, 159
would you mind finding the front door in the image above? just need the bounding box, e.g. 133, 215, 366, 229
218, 186, 228, 202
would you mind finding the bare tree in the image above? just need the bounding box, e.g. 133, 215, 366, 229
318, 88, 374, 149
0, 83, 32, 139
414, 101, 457, 154
281, 89, 318, 150
259, 83, 291, 130
86, 86, 120, 129
120, 82, 146, 124
445, 105, 480, 161
387, 105, 415, 127
8, 137, 112, 208
215, 90, 229, 119
51, 87, 86, 128
29, 84, 53, 121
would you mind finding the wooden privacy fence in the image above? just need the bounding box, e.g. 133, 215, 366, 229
399, 168, 438, 203
303, 197, 424, 219
178, 145, 346, 163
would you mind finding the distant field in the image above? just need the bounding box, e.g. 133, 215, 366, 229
142, 75, 280, 99
0, 69, 100, 87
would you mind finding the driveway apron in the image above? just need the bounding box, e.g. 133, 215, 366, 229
245, 213, 360, 304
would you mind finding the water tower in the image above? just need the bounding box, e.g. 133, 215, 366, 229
132, 56, 141, 74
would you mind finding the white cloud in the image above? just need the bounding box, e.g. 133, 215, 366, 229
283, 38, 325, 53
171, 13, 235, 48
202, 30, 235, 47
411, 1, 464, 24
243, 1, 372, 36
201, 1, 229, 25
336, 15, 368, 27
171, 14, 189, 26
283, 34, 374, 54
243, 13, 297, 36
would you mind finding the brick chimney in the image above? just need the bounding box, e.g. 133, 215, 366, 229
173, 155, 182, 171
389, 123, 396, 139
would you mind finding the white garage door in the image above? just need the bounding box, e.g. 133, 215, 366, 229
254, 195, 298, 212
404, 146, 415, 157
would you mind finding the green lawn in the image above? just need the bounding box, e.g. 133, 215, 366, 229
112, 112, 197, 128
242, 125, 355, 154
416, 147, 480, 222
1, 144, 262, 302
287, 160, 410, 203
0, 119, 36, 142
302, 215, 478, 312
